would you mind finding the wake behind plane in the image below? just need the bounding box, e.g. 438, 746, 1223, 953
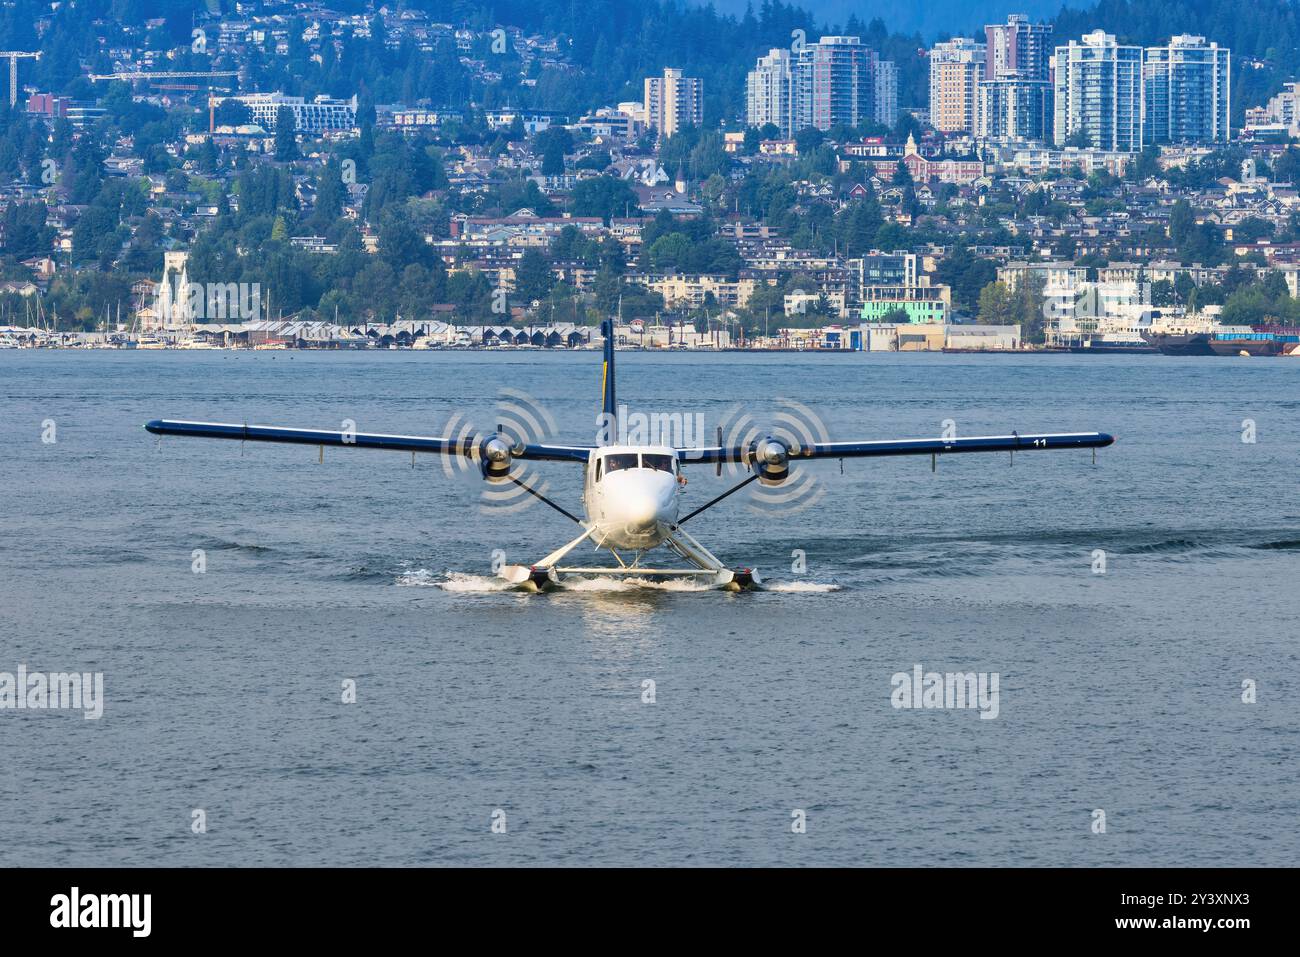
145, 320, 1114, 590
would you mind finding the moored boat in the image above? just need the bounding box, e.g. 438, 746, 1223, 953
1207, 332, 1284, 357
1142, 331, 1215, 356
1065, 333, 1157, 354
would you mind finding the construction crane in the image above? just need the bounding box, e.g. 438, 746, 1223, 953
87, 70, 238, 82
0, 51, 41, 108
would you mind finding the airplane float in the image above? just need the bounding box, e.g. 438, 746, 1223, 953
145, 320, 1114, 591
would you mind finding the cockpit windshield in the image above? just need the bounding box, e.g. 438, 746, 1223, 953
603, 453, 640, 473
600, 452, 675, 477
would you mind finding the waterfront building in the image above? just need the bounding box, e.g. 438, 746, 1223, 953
140, 251, 193, 334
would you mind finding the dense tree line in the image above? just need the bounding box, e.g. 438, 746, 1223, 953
4, 0, 1300, 129
0, 0, 931, 124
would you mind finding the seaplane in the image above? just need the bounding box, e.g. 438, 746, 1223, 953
145, 320, 1114, 591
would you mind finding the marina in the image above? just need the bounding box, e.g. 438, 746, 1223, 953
5, 320, 1299, 355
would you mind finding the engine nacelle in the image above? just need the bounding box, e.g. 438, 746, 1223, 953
478, 433, 516, 482
748, 436, 790, 486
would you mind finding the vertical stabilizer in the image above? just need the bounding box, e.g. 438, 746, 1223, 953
600, 319, 617, 429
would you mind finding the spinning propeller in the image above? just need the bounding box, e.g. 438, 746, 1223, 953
715, 399, 830, 512
439, 389, 560, 514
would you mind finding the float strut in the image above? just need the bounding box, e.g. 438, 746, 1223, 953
679, 474, 760, 525
508, 476, 582, 524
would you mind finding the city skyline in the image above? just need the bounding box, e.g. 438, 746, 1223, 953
0, 0, 1296, 350
742, 17, 1231, 155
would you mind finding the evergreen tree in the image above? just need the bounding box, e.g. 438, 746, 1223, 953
515, 249, 555, 304
274, 107, 298, 162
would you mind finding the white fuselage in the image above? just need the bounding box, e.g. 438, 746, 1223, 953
583, 446, 682, 550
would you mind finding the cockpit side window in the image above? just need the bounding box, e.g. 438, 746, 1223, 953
603, 453, 640, 473
642, 454, 675, 473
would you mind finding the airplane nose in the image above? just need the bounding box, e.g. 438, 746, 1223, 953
624, 495, 659, 529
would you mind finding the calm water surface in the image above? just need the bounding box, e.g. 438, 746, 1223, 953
1, 349, 1297, 865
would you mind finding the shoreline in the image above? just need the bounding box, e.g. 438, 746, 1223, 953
5, 344, 1296, 357
3, 341, 1048, 355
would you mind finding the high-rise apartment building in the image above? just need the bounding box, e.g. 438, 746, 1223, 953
1263, 81, 1300, 135
1053, 31, 1144, 152
874, 59, 898, 128
746, 48, 794, 136
973, 15, 1054, 144
873, 57, 894, 128
1143, 35, 1230, 144
799, 36, 889, 131
984, 13, 1053, 82
929, 38, 986, 133
644, 68, 703, 138
975, 77, 1053, 143
745, 36, 896, 135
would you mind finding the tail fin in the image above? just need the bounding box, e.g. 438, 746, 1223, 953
600, 318, 617, 426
